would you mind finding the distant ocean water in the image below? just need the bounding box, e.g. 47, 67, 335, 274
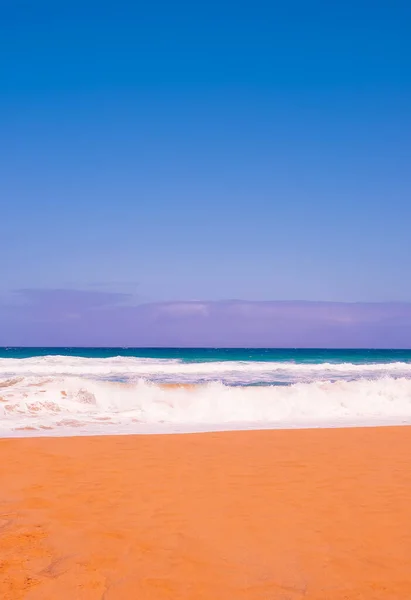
1, 347, 411, 436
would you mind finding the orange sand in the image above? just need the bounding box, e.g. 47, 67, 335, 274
1, 427, 411, 599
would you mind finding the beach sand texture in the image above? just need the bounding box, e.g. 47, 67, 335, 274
1, 427, 411, 599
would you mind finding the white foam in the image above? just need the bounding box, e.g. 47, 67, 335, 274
2, 355, 411, 436
1, 375, 411, 436
1, 355, 411, 385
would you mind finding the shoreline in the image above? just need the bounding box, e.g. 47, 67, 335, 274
1, 415, 411, 439
2, 426, 411, 599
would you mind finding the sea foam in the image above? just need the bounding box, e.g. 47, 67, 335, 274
1, 358, 411, 435
1, 355, 411, 383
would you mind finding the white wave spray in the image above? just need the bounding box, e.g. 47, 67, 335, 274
1, 355, 411, 384
1, 373, 411, 436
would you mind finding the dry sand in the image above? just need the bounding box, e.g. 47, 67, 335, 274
1, 426, 411, 599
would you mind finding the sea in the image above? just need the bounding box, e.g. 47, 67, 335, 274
1, 347, 411, 436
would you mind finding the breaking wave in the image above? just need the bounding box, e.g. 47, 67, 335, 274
1, 355, 411, 385
1, 374, 411, 435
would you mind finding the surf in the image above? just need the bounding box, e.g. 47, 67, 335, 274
1, 375, 411, 436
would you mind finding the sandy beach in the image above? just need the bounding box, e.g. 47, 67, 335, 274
1, 427, 411, 599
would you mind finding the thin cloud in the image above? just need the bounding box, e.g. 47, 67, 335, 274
13, 288, 132, 310
1, 293, 410, 347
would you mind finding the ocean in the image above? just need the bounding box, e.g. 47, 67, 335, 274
1, 347, 411, 436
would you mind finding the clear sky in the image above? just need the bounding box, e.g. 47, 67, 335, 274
1, 1, 411, 345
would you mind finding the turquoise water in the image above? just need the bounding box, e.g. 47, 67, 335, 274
1, 347, 411, 364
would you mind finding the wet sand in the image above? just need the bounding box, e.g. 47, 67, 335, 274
1, 427, 411, 599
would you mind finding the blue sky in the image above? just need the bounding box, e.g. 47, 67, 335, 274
1, 1, 411, 345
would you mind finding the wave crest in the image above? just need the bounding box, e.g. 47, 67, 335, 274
1, 376, 411, 435
1, 355, 411, 385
